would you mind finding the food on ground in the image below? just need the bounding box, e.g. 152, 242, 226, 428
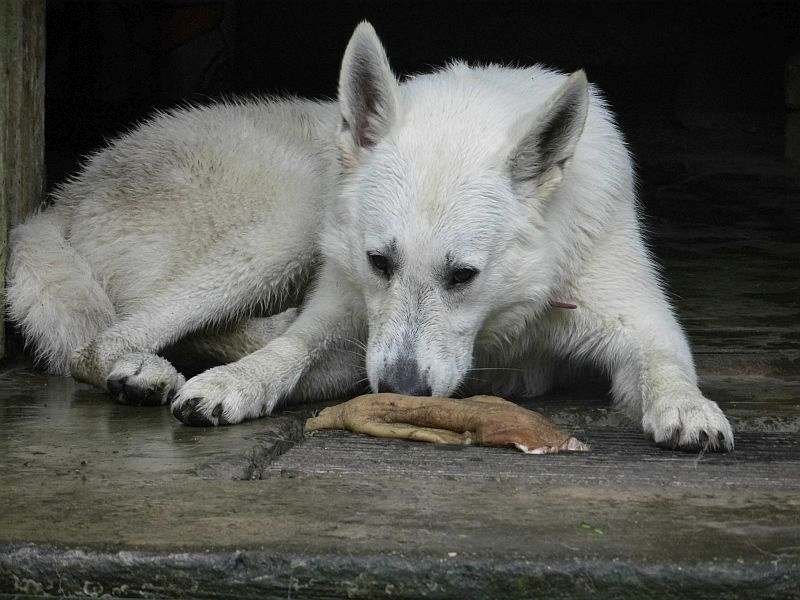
305, 393, 589, 454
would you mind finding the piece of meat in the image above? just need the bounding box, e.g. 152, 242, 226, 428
304, 393, 589, 454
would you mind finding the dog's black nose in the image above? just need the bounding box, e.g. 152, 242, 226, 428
377, 358, 432, 396
377, 381, 433, 396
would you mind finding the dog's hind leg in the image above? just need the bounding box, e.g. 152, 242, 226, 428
70, 224, 315, 405
98, 311, 301, 407
96, 311, 300, 407
6, 209, 117, 375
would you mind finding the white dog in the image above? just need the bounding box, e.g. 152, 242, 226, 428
6, 22, 733, 450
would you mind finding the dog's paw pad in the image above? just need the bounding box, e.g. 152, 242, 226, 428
106, 353, 185, 406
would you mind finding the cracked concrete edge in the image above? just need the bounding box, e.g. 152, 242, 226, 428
2, 544, 799, 599
196, 414, 308, 480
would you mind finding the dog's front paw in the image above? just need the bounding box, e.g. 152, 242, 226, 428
106, 353, 185, 406
642, 392, 734, 452
170, 366, 269, 426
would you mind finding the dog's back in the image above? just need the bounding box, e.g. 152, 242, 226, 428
7, 63, 624, 375
7, 97, 338, 373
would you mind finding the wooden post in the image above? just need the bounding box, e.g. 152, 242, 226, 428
0, 0, 45, 358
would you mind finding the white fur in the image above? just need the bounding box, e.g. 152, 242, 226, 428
6, 207, 116, 374
6, 22, 732, 450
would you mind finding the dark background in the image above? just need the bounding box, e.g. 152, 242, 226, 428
46, 1, 799, 189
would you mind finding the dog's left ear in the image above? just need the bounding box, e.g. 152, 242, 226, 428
509, 70, 589, 194
338, 22, 399, 166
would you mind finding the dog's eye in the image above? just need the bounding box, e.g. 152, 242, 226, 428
449, 267, 479, 287
367, 252, 392, 279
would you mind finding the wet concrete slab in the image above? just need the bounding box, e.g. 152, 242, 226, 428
2, 125, 800, 598
2, 364, 799, 598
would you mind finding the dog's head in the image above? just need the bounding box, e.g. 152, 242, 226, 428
325, 22, 589, 396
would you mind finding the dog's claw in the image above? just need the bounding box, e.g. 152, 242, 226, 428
172, 397, 215, 427
211, 403, 230, 425
105, 353, 184, 407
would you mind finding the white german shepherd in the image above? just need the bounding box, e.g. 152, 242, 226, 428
7, 22, 733, 450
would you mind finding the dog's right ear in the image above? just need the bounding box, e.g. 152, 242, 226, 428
509, 70, 589, 198
338, 22, 399, 166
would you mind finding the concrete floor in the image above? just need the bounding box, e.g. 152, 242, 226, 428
2, 121, 799, 598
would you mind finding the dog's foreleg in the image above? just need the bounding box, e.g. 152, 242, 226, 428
169, 308, 366, 397
171, 266, 364, 425
290, 346, 369, 401
547, 237, 734, 451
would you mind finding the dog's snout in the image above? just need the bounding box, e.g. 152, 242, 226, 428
377, 358, 432, 396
